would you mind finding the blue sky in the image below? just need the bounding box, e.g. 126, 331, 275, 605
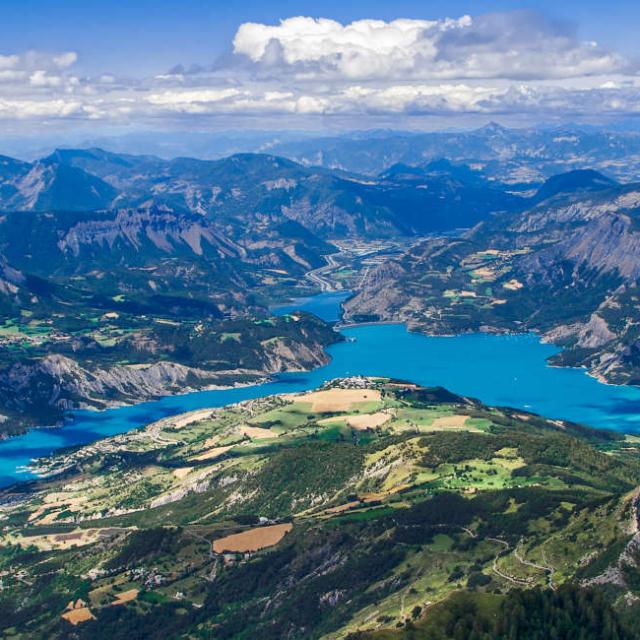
0, 0, 639, 136
3, 0, 638, 75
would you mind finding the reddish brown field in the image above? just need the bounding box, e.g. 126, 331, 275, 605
213, 523, 293, 553
111, 589, 139, 605
61, 608, 95, 625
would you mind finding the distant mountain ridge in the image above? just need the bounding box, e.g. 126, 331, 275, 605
0, 154, 118, 211
531, 169, 619, 203
0, 147, 525, 238
4, 142, 627, 245
0, 202, 338, 321
269, 124, 640, 184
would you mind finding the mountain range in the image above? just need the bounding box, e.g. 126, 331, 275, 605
0, 147, 524, 238
12, 123, 640, 184
346, 168, 640, 384
1, 142, 638, 435
3, 126, 640, 639
270, 123, 640, 184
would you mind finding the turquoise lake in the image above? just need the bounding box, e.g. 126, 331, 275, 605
3, 291, 640, 486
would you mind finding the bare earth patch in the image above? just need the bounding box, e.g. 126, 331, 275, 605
240, 425, 276, 439
37, 509, 64, 525
431, 415, 469, 429
172, 467, 194, 479
472, 267, 496, 280
213, 523, 293, 553
191, 445, 233, 462
62, 607, 95, 625
168, 409, 214, 430
324, 501, 361, 514
15, 528, 103, 551
111, 589, 139, 605
346, 412, 392, 430
199, 435, 222, 449
361, 484, 412, 502
147, 408, 214, 433
301, 389, 382, 412
503, 278, 524, 291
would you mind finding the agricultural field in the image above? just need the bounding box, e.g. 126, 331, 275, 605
1, 377, 640, 639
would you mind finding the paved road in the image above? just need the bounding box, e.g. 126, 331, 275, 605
306, 253, 340, 291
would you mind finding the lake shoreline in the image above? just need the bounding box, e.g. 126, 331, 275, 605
3, 292, 640, 487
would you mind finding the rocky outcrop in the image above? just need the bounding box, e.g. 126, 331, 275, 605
343, 261, 410, 323
0, 320, 336, 435
259, 337, 330, 372
346, 181, 640, 385
0, 354, 236, 416
3, 159, 118, 211
56, 207, 239, 259
545, 313, 616, 350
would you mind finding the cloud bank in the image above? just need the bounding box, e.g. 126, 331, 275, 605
233, 13, 627, 81
1, 11, 639, 130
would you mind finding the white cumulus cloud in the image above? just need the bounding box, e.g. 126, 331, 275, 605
147, 88, 243, 106
0, 98, 85, 119
52, 51, 78, 68
0, 12, 639, 129
232, 13, 630, 81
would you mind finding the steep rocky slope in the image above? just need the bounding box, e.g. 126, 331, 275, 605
0, 201, 341, 436
0, 204, 334, 317
346, 174, 640, 385
0, 313, 339, 435
0, 156, 117, 211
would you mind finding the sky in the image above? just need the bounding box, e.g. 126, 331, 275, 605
1, 0, 640, 139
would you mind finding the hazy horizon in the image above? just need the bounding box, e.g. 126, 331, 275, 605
5, 118, 640, 162
2, 1, 640, 143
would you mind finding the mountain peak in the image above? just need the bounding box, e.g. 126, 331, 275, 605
534, 169, 618, 203
479, 121, 509, 135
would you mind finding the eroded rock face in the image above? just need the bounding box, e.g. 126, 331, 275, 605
0, 329, 334, 433
3, 160, 119, 212
259, 337, 330, 372
346, 183, 640, 385
546, 313, 616, 351
0, 256, 24, 300
343, 260, 409, 323
0, 354, 223, 414
56, 208, 234, 259
0, 205, 338, 331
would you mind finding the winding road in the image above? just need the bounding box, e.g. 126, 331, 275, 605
514, 537, 556, 589
306, 253, 340, 291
